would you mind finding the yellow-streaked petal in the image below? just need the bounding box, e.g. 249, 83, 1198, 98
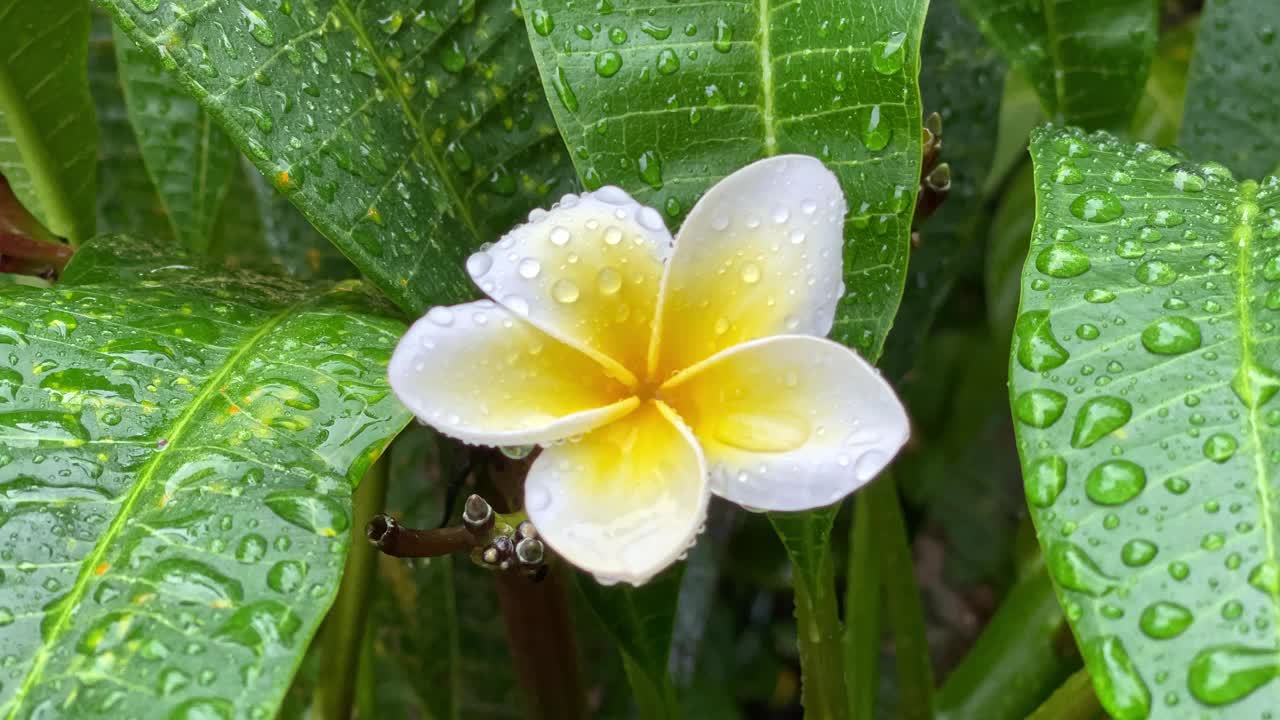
467, 188, 673, 383
650, 155, 847, 379
525, 401, 708, 585
389, 300, 637, 447
660, 335, 908, 511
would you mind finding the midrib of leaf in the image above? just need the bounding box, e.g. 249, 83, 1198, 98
757, 0, 776, 154
4, 297, 303, 717
332, 0, 482, 247
1234, 181, 1280, 633
0, 9, 87, 242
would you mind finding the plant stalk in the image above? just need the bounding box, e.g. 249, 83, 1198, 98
494, 565, 588, 720
319, 458, 388, 720
792, 526, 849, 720
1025, 668, 1102, 720
845, 492, 883, 719
868, 474, 935, 720
934, 562, 1078, 720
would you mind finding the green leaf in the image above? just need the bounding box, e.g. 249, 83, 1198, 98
0, 0, 98, 243
576, 567, 683, 718
99, 0, 580, 314
1181, 0, 1279, 178
768, 506, 846, 719
1130, 18, 1195, 148
522, 0, 928, 357
1014, 125, 1280, 717
112, 26, 238, 254
209, 156, 355, 280
0, 235, 412, 718
88, 11, 174, 243
958, 0, 1157, 129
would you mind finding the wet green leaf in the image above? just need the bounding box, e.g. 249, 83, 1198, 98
1013, 125, 1280, 717
0, 0, 98, 243
576, 567, 683, 718
1181, 0, 1280, 179
0, 235, 411, 718
99, 0, 579, 315
958, 0, 1157, 129
522, 0, 927, 358
112, 26, 238, 255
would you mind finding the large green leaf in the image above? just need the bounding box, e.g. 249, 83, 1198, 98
0, 235, 411, 718
112, 26, 238, 255
957, 0, 1157, 129
1181, 0, 1279, 179
522, 0, 928, 357
0, 0, 98, 244
99, 0, 579, 314
1012, 125, 1280, 718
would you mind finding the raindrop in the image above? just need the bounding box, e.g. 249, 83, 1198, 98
740, 263, 762, 285
1121, 538, 1157, 567
713, 18, 733, 52
465, 252, 493, 278
596, 267, 622, 295
1014, 389, 1068, 428
871, 30, 906, 74
1025, 455, 1067, 508
1035, 243, 1091, 278
518, 258, 542, 279
531, 9, 555, 36
1085, 460, 1146, 505
1188, 645, 1280, 706
1141, 316, 1202, 355
859, 105, 891, 151
552, 279, 581, 304
265, 490, 349, 537
1014, 310, 1070, 372
1070, 191, 1124, 223
1135, 260, 1177, 286
1071, 396, 1132, 448
1203, 433, 1238, 463
1139, 601, 1193, 639
595, 51, 623, 77
656, 48, 680, 75
641, 20, 672, 40
1048, 542, 1115, 596
1147, 209, 1185, 227
637, 150, 663, 189
1084, 636, 1150, 720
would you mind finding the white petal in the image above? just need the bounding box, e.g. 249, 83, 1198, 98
388, 300, 636, 447
525, 401, 708, 585
467, 188, 673, 383
660, 335, 908, 511
650, 155, 847, 378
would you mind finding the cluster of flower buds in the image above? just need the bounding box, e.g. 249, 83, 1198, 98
914, 111, 951, 237
465, 495, 548, 581
365, 494, 549, 582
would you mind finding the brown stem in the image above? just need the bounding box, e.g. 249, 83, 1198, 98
364, 514, 481, 557
495, 566, 587, 720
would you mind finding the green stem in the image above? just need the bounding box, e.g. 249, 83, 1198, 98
867, 475, 934, 720
775, 507, 849, 720
934, 562, 1078, 720
845, 493, 883, 719
319, 457, 388, 720
1026, 668, 1103, 720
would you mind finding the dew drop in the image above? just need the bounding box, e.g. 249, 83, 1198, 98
1071, 396, 1132, 448
1141, 316, 1202, 355
1188, 645, 1280, 706
871, 30, 907, 74
1014, 389, 1068, 428
1035, 243, 1091, 278
1070, 191, 1124, 223
1025, 455, 1067, 508
596, 267, 622, 295
1085, 460, 1146, 505
1139, 601, 1193, 639
552, 279, 580, 304
1015, 310, 1070, 372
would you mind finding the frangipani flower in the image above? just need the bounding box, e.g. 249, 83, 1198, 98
388, 156, 909, 585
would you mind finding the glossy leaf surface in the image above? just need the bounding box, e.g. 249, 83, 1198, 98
112, 27, 237, 254
1013, 126, 1280, 717
1181, 0, 1280, 179
0, 236, 411, 718
100, 0, 579, 314
0, 0, 98, 243
958, 0, 1157, 129
522, 0, 927, 356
